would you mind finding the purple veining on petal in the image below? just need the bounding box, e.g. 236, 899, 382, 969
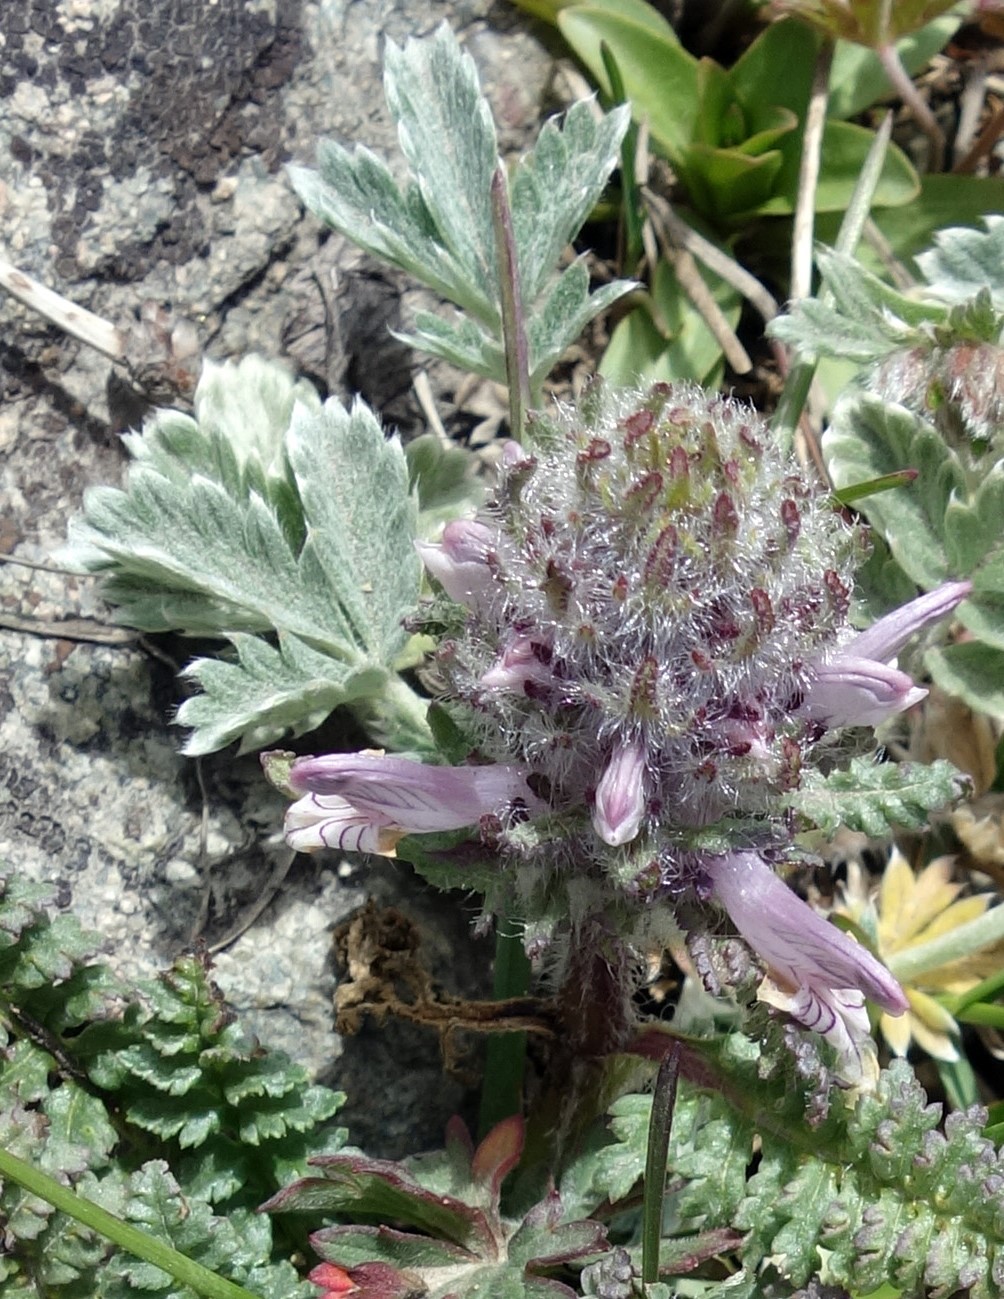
703, 850, 906, 1076
706, 851, 906, 1011
289, 753, 545, 833
284, 793, 400, 855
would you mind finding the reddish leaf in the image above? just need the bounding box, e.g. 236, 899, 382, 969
470, 1113, 524, 1197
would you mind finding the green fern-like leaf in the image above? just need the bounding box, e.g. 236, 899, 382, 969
0, 869, 343, 1294
95, 1162, 312, 1299
789, 755, 969, 837
576, 1037, 1004, 1299
83, 952, 346, 1208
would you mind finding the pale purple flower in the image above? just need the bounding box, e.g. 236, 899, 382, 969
846, 580, 971, 662
592, 738, 647, 847
415, 519, 496, 610
803, 580, 971, 727
703, 851, 907, 1081
801, 657, 927, 728
267, 381, 975, 1077
283, 751, 543, 856
480, 635, 556, 692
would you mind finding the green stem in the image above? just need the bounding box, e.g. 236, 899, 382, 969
491, 167, 531, 442
791, 39, 833, 303
478, 923, 531, 1138
0, 1147, 261, 1299
600, 41, 643, 272
771, 111, 894, 453
642, 1044, 680, 1290
888, 904, 1004, 983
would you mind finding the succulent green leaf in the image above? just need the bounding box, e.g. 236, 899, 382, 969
726, 18, 820, 118
600, 255, 738, 388
557, 2, 698, 159
828, 13, 962, 119
748, 118, 918, 218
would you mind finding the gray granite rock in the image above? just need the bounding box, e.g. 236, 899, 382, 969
0, 0, 552, 1154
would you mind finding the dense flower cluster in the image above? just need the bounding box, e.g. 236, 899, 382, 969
270, 383, 969, 1078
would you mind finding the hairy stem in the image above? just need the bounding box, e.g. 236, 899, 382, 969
351, 674, 435, 757
491, 167, 531, 440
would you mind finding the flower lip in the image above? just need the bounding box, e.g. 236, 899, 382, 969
705, 850, 907, 1015
802, 579, 971, 728
415, 519, 496, 610
801, 656, 928, 727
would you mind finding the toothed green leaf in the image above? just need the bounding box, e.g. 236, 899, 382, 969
292, 23, 631, 389
823, 393, 961, 589
67, 366, 423, 755
915, 215, 1004, 308
789, 756, 969, 837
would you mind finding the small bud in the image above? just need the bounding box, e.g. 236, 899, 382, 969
416, 519, 496, 610
593, 739, 647, 846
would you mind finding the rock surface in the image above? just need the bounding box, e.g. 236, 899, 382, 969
0, 0, 553, 1155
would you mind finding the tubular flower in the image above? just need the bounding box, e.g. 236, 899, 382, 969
268, 383, 969, 1075
703, 851, 907, 1081
802, 581, 971, 727
283, 752, 544, 857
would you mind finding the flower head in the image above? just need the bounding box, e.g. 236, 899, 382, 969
268, 382, 968, 1074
